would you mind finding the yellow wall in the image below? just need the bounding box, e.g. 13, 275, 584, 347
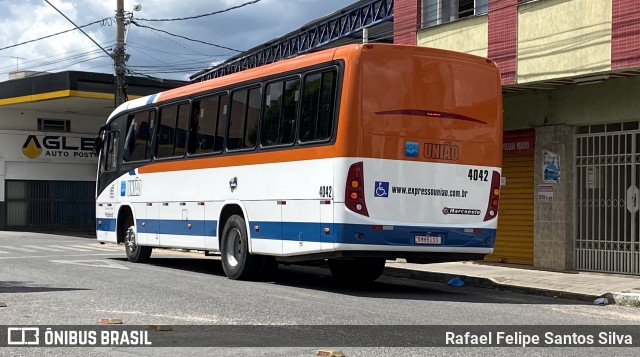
517, 0, 611, 83
417, 15, 488, 58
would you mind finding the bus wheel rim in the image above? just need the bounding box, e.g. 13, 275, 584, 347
126, 228, 137, 252
226, 228, 242, 267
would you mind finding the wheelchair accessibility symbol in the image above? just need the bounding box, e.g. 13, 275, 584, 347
374, 181, 389, 197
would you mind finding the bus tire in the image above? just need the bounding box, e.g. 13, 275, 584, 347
124, 225, 152, 263
220, 215, 263, 280
328, 258, 385, 282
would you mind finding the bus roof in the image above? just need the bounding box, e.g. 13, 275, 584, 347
106, 43, 497, 124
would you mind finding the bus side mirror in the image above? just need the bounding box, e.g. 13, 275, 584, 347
93, 136, 103, 155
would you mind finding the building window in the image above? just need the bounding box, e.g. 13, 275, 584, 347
38, 118, 70, 132
423, 0, 488, 28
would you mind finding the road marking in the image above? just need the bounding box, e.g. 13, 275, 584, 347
0, 249, 8, 254
71, 245, 117, 251
52, 245, 92, 252
49, 259, 129, 270
2, 246, 38, 253
23, 245, 66, 252
0, 253, 115, 260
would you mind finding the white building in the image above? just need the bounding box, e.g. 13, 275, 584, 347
0, 71, 184, 231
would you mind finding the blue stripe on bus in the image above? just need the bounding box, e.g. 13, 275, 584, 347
146, 93, 158, 105
95, 218, 217, 237
251, 221, 494, 248
136, 219, 218, 236
96, 218, 494, 248
96, 218, 117, 232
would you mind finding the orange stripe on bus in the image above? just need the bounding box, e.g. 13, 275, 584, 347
155, 50, 337, 103
138, 145, 336, 174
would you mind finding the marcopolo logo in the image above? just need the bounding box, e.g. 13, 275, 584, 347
21, 135, 97, 159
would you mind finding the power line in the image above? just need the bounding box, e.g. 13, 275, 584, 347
135, 0, 261, 22
0, 18, 110, 52
131, 21, 243, 52
44, 0, 113, 59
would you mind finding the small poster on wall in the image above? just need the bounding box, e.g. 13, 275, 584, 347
543, 150, 560, 183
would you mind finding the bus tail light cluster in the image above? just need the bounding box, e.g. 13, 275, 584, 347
483, 171, 501, 221
345, 162, 369, 216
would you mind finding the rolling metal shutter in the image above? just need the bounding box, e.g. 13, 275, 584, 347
485, 130, 535, 265
5, 180, 95, 231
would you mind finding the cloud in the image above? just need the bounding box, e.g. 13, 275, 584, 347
0, 0, 350, 81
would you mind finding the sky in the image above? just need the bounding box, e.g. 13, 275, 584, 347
0, 0, 354, 82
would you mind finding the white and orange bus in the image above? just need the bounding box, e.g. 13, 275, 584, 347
95, 43, 503, 281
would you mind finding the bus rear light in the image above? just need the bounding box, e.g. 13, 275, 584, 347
345, 162, 369, 216
484, 171, 501, 221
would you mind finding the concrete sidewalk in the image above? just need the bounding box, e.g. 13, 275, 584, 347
383, 260, 640, 306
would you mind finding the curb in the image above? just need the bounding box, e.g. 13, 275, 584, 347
610, 292, 640, 307
383, 266, 600, 302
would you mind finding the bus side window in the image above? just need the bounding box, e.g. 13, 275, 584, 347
105, 131, 119, 172
124, 110, 155, 162
190, 95, 225, 155
156, 105, 178, 158
216, 95, 228, 152
174, 103, 190, 157
261, 78, 299, 147
187, 101, 201, 154
245, 87, 261, 148
299, 69, 336, 143
228, 87, 261, 150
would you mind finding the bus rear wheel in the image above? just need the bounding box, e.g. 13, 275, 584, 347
328, 258, 386, 282
124, 225, 152, 263
220, 215, 263, 280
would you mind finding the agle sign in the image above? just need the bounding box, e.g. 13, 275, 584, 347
21, 135, 98, 159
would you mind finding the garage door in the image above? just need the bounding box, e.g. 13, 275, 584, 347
5, 180, 95, 231
485, 130, 535, 265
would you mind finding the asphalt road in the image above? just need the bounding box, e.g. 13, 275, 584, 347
1, 231, 639, 356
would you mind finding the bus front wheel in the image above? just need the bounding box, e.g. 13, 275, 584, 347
328, 258, 386, 282
124, 225, 152, 263
220, 215, 263, 280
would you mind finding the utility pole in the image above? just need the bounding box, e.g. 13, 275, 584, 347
114, 0, 127, 107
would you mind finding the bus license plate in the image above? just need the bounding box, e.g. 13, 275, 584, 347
415, 235, 441, 244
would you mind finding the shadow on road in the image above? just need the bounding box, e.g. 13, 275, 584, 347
0, 281, 90, 294
108, 256, 584, 305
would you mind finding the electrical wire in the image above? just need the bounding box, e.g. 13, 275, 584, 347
135, 0, 261, 22
0, 18, 111, 52
131, 21, 243, 52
